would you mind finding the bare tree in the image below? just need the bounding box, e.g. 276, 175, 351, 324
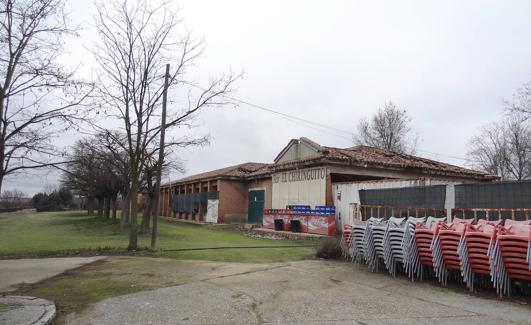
354, 102, 417, 154
61, 139, 101, 215
139, 137, 202, 234
467, 114, 531, 180
506, 81, 531, 118
0, 0, 92, 194
62, 133, 126, 220
467, 123, 508, 179
0, 188, 27, 210
501, 114, 531, 180
93, 0, 237, 250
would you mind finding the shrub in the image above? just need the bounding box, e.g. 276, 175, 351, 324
32, 187, 74, 212
316, 236, 341, 259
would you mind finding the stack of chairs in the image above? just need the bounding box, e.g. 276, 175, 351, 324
402, 217, 426, 280
351, 222, 367, 263
340, 224, 353, 260
351, 217, 382, 263
363, 218, 386, 270
346, 210, 531, 298
458, 219, 501, 292
489, 220, 531, 297
413, 217, 446, 280
382, 217, 407, 277
431, 218, 473, 286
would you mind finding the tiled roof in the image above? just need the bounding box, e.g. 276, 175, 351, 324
322, 145, 491, 178
266, 143, 493, 179
169, 162, 270, 185
164, 138, 496, 187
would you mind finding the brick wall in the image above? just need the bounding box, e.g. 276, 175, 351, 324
160, 177, 272, 224
217, 177, 272, 223
217, 180, 248, 223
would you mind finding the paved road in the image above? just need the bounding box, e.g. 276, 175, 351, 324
0, 256, 105, 292
70, 260, 531, 325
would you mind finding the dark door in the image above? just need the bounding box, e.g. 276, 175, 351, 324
248, 190, 265, 224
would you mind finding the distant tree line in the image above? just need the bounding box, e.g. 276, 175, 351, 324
61, 130, 188, 232
31, 187, 75, 212
0, 189, 30, 212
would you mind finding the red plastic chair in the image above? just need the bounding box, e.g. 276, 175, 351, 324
490, 221, 531, 297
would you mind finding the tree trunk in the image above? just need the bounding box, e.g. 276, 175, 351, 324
139, 195, 153, 234
120, 192, 131, 228
151, 63, 169, 251
104, 197, 111, 219
111, 195, 117, 224
87, 197, 95, 215
128, 172, 139, 250
0, 158, 4, 196
97, 198, 104, 218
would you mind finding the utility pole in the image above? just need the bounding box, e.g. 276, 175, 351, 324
151, 64, 169, 250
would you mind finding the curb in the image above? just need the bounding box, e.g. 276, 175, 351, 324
0, 295, 56, 325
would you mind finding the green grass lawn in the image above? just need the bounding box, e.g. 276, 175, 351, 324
0, 211, 318, 323
0, 211, 316, 263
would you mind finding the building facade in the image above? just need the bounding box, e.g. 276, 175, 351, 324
158, 137, 495, 224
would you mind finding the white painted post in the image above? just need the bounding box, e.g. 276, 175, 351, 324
444, 184, 455, 223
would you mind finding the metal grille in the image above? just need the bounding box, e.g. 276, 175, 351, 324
173, 191, 218, 213
455, 181, 531, 209
359, 185, 446, 209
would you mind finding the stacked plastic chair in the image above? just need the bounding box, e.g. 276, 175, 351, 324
347, 210, 531, 297
363, 218, 385, 270
402, 217, 425, 280
351, 217, 382, 263
340, 224, 353, 260
431, 218, 473, 286
489, 220, 531, 297
458, 219, 501, 292
351, 221, 368, 262
351, 217, 383, 264
382, 217, 406, 277
412, 217, 446, 280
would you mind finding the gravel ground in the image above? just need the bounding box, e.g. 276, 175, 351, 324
69, 259, 531, 325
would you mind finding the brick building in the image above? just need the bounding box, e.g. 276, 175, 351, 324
158, 137, 495, 224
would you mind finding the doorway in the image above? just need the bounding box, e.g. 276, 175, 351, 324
248, 190, 265, 224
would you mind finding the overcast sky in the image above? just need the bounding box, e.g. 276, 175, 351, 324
5, 0, 531, 195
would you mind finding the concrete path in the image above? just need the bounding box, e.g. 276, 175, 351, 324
0, 295, 55, 325
70, 260, 531, 325
0, 256, 105, 292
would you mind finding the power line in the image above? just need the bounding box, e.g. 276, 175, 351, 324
228, 96, 469, 161
185, 82, 470, 162
231, 97, 353, 137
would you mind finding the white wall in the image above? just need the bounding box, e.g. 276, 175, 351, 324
276, 141, 320, 164
272, 167, 328, 208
